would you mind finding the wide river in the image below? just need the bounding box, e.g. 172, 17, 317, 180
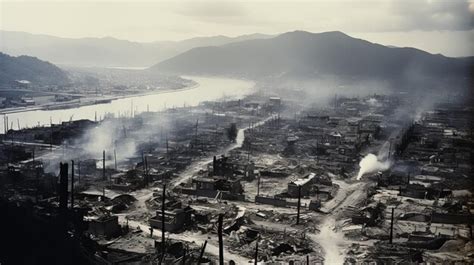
1, 76, 255, 132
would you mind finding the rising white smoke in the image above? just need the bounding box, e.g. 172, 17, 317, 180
356, 153, 391, 180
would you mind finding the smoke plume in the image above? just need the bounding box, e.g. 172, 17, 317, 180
356, 153, 391, 180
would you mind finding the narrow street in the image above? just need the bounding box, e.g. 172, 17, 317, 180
115, 116, 275, 262
312, 179, 370, 263
117, 113, 373, 264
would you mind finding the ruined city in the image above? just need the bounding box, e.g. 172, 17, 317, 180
1, 79, 473, 263
1, 1, 473, 264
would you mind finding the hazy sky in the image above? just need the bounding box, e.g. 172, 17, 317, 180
1, 0, 473, 56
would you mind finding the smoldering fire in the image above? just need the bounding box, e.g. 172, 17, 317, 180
356, 153, 391, 180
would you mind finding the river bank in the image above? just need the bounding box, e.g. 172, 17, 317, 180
0, 76, 255, 132
0, 82, 200, 115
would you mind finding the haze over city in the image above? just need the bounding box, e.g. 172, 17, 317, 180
0, 1, 473, 264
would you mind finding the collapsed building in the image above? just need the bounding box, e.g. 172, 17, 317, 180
1, 92, 472, 264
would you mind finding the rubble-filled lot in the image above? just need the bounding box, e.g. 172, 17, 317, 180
342, 104, 474, 263
1, 93, 472, 264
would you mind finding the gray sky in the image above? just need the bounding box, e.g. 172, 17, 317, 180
1, 0, 473, 56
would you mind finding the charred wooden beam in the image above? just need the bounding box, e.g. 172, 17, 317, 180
198, 240, 208, 263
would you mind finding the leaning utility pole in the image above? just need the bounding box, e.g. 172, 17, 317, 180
198, 240, 208, 263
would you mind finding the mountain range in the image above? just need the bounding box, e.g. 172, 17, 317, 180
0, 52, 69, 86
1, 30, 471, 90
0, 30, 272, 67
151, 31, 472, 83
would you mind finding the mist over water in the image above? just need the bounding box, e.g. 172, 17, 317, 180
34, 76, 255, 172
0, 76, 255, 132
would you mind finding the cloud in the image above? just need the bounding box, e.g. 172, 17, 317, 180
389, 0, 473, 31
0, 0, 472, 57
175, 1, 246, 19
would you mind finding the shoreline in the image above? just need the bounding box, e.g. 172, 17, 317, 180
0, 82, 200, 115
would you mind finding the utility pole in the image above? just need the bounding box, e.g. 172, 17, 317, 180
389, 207, 395, 244
50, 117, 53, 150
102, 150, 106, 180
161, 184, 166, 259
114, 149, 117, 170
218, 214, 224, 265
194, 119, 199, 149
59, 162, 68, 212
78, 161, 81, 183
35, 164, 40, 203
71, 160, 74, 209
145, 156, 149, 186
296, 185, 302, 225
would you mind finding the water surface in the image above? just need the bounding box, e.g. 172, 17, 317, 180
1, 76, 255, 132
